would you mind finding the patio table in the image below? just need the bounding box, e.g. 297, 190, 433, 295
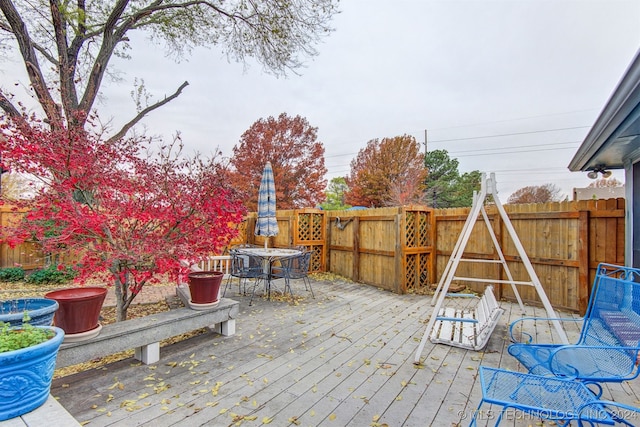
235, 247, 301, 300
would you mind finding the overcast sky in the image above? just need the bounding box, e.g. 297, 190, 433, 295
4, 0, 640, 200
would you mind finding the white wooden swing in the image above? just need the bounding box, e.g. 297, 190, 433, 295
414, 173, 568, 362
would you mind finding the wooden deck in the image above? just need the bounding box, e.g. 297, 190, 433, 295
50, 277, 640, 427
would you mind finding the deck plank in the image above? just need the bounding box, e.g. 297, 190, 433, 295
50, 278, 640, 427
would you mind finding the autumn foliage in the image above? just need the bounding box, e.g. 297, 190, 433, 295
229, 113, 327, 210
345, 135, 426, 207
507, 183, 562, 204
0, 115, 245, 320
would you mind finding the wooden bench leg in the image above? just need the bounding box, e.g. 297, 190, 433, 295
214, 319, 236, 336
135, 342, 160, 364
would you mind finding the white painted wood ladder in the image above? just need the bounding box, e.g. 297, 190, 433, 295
414, 173, 568, 362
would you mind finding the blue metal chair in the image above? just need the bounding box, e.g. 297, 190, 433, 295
271, 250, 314, 298
223, 250, 265, 300
508, 263, 640, 396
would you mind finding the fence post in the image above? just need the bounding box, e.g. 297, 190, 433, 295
352, 217, 360, 281
429, 209, 437, 285
289, 214, 296, 247
494, 208, 504, 300
578, 210, 590, 315
325, 213, 332, 272
395, 212, 404, 293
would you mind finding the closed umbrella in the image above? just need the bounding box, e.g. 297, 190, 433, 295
255, 161, 279, 248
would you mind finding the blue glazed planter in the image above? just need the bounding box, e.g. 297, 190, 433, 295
0, 326, 64, 421
0, 298, 59, 327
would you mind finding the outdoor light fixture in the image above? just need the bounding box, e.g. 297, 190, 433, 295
587, 165, 612, 179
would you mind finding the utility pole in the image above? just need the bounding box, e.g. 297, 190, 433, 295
424, 129, 428, 154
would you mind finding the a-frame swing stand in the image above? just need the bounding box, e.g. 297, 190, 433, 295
413, 173, 568, 363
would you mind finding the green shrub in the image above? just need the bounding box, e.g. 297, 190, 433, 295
25, 265, 77, 285
0, 267, 25, 282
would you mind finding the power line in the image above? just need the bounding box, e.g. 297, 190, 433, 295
419, 109, 599, 133
324, 122, 592, 178
326, 142, 581, 170
448, 141, 579, 155
325, 128, 587, 160
430, 126, 590, 143
455, 145, 578, 158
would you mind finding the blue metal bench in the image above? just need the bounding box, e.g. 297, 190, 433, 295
470, 366, 640, 426
508, 263, 640, 395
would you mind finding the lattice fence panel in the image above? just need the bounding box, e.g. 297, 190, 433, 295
296, 212, 324, 242
311, 214, 323, 240
295, 211, 325, 272
405, 254, 417, 291
405, 212, 418, 248
405, 253, 431, 292
405, 210, 430, 248
417, 211, 430, 247
292, 244, 322, 273
419, 252, 430, 288
307, 245, 323, 273
297, 215, 310, 242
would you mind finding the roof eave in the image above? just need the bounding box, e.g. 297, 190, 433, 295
569, 48, 640, 172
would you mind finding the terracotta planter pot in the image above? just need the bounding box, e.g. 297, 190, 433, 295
0, 326, 64, 421
44, 287, 107, 335
0, 298, 59, 327
188, 271, 224, 306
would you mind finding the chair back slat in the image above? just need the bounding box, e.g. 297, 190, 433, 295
229, 250, 264, 278
509, 263, 640, 383
582, 265, 640, 349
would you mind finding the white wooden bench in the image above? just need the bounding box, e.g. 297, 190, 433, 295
429, 285, 504, 351
56, 297, 239, 368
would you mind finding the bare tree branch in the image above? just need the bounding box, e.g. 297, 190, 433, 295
50, 0, 77, 123
2, 0, 338, 136
0, 89, 25, 127
77, 0, 131, 122
2, 11, 58, 64
108, 81, 190, 143
0, 0, 62, 126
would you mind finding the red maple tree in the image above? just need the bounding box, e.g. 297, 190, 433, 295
0, 114, 245, 320
229, 113, 327, 211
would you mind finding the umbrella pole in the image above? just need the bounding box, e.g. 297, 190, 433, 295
264, 238, 268, 249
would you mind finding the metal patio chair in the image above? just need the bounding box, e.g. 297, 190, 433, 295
508, 263, 640, 396
271, 250, 314, 298
223, 250, 265, 298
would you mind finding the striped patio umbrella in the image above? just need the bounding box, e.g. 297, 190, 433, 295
254, 161, 279, 248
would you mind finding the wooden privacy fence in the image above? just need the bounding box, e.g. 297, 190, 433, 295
1, 199, 625, 313
241, 200, 624, 313
245, 209, 327, 274
0, 206, 45, 270
244, 206, 434, 294
324, 206, 434, 294
433, 198, 625, 313
0, 206, 79, 269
